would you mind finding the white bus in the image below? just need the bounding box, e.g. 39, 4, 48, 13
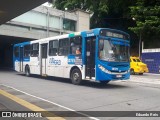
13, 28, 130, 85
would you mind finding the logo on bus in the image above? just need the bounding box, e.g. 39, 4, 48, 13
68, 58, 75, 64
87, 33, 94, 37
49, 58, 61, 65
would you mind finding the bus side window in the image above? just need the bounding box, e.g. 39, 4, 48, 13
24, 45, 30, 57
14, 46, 19, 57
31, 43, 39, 57
59, 38, 70, 56
70, 36, 82, 55
49, 40, 59, 56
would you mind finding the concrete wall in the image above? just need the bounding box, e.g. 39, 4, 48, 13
75, 9, 90, 32
0, 5, 90, 39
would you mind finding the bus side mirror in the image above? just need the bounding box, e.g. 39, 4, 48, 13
99, 39, 104, 50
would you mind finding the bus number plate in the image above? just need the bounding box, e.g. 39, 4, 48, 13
116, 75, 122, 78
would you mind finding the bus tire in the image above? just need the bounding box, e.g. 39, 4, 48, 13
130, 69, 135, 75
25, 65, 30, 77
139, 73, 143, 75
71, 68, 82, 85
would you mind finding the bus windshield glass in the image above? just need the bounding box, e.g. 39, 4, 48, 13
99, 39, 129, 62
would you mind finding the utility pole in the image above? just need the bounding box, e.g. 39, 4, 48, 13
139, 31, 141, 58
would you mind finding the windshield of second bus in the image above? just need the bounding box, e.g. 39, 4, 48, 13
99, 39, 129, 62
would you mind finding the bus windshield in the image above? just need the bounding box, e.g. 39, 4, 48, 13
99, 39, 129, 62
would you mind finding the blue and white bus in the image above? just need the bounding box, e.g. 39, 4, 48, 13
13, 28, 130, 85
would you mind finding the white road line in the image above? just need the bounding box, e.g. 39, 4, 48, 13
0, 84, 100, 120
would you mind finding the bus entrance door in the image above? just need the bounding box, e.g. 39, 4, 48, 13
85, 37, 96, 79
19, 47, 24, 72
40, 43, 48, 76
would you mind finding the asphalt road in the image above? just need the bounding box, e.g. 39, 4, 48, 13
0, 69, 160, 120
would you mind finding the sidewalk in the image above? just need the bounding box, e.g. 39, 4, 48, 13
144, 73, 160, 76
130, 75, 160, 85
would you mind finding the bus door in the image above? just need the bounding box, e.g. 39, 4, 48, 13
19, 47, 24, 72
40, 43, 48, 75
85, 36, 96, 79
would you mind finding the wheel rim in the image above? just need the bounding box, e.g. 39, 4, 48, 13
26, 68, 29, 76
73, 72, 79, 81
130, 69, 134, 74
26, 70, 29, 75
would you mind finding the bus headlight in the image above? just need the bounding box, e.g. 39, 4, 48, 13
98, 64, 111, 74
98, 64, 130, 74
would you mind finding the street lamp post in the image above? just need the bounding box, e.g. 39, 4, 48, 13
132, 17, 142, 58
139, 31, 142, 58
60, 14, 62, 35
60, 8, 68, 35
44, 6, 50, 37
47, 8, 49, 37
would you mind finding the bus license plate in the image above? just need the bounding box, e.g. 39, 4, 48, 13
116, 75, 122, 78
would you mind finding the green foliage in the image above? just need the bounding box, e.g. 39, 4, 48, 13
53, 0, 109, 28
129, 0, 160, 48
53, 0, 160, 48
53, 0, 134, 28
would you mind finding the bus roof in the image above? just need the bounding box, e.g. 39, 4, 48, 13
13, 28, 130, 46
14, 41, 30, 47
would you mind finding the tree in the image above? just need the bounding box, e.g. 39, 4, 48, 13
53, 0, 144, 53
129, 0, 160, 48
53, 0, 109, 28
53, 0, 134, 29
53, 0, 138, 52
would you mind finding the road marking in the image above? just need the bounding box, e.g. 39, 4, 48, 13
0, 89, 65, 120
0, 84, 100, 120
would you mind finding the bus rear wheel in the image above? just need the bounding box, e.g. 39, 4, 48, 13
25, 66, 30, 77
71, 68, 82, 85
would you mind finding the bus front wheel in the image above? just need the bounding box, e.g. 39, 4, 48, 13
71, 68, 82, 85
130, 69, 135, 75
25, 66, 30, 77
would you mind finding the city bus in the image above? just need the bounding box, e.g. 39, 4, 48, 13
13, 28, 130, 85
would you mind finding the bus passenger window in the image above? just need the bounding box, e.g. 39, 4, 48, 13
49, 40, 58, 56
76, 47, 81, 54
31, 43, 39, 57
24, 45, 30, 57
59, 38, 70, 56
14, 47, 19, 57
70, 36, 82, 55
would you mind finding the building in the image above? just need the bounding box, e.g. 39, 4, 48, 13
0, 5, 90, 68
